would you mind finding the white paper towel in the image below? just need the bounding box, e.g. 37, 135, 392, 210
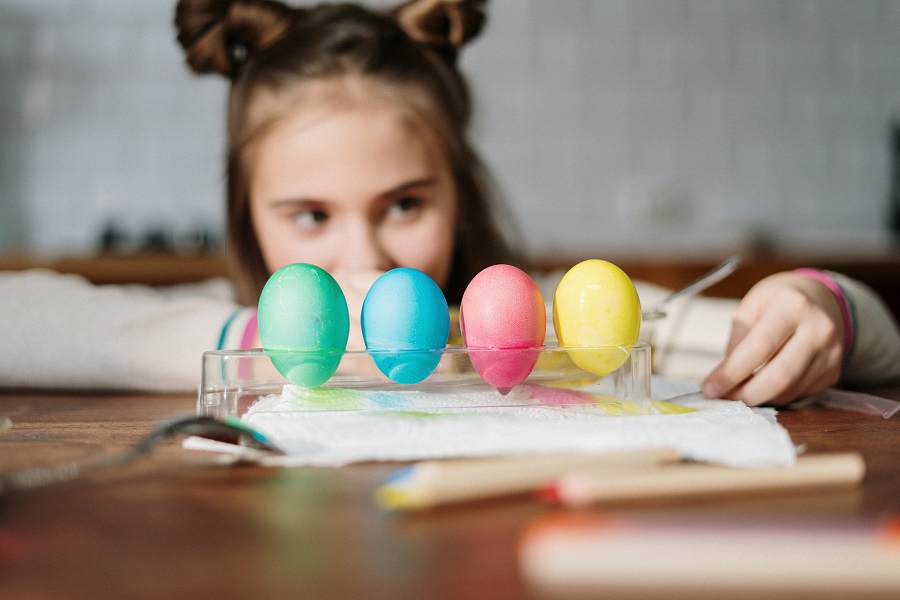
184, 377, 797, 468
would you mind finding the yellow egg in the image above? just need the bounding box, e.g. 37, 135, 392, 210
553, 259, 641, 376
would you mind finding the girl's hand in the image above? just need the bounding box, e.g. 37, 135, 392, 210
701, 272, 845, 406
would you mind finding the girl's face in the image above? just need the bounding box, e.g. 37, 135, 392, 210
248, 87, 458, 288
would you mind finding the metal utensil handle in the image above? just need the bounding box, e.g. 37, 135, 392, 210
644, 255, 742, 319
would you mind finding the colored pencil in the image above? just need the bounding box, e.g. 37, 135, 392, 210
519, 513, 900, 596
540, 451, 865, 506
374, 447, 679, 510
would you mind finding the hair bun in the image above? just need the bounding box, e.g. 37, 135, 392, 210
175, 0, 298, 78
392, 0, 487, 63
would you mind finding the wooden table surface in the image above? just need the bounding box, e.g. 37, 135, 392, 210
1, 388, 899, 599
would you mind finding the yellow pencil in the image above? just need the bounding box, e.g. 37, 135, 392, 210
374, 447, 679, 510
540, 451, 865, 507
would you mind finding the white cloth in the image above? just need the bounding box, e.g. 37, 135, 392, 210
183, 377, 797, 468
0, 269, 250, 391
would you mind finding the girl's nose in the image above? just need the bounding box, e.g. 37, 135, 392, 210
342, 221, 393, 272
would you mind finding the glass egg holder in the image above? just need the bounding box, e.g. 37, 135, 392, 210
198, 343, 652, 420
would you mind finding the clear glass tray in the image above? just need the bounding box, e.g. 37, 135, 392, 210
198, 343, 652, 419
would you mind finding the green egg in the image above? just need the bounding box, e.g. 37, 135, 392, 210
257, 263, 349, 387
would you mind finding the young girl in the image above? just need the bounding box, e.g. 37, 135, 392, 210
1, 0, 898, 406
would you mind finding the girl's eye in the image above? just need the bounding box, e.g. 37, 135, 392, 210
292, 209, 329, 230
388, 196, 423, 218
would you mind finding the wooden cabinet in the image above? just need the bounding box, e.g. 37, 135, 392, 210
0, 252, 230, 287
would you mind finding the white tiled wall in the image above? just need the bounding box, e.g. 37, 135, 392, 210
2, 0, 899, 258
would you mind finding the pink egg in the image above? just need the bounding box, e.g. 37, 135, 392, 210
460, 265, 546, 394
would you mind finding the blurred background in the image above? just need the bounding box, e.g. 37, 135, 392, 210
1, 1, 899, 281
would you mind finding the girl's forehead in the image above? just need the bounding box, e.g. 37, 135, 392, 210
250, 81, 451, 197
258, 77, 444, 152
249, 77, 395, 131
241, 75, 451, 191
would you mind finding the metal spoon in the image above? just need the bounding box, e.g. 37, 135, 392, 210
642, 255, 742, 321
0, 414, 282, 494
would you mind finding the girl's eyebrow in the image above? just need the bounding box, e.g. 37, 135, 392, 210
269, 197, 323, 208
384, 177, 437, 196
269, 177, 438, 207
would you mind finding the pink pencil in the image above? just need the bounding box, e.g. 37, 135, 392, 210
539, 452, 865, 507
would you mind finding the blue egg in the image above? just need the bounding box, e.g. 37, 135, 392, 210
361, 268, 450, 384
257, 263, 349, 387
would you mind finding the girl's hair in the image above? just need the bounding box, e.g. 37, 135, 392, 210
174, 0, 524, 305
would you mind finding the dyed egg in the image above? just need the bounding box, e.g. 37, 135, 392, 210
553, 259, 641, 376
361, 268, 450, 384
257, 263, 349, 387
460, 264, 546, 394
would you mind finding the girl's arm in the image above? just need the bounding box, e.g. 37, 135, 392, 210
0, 269, 254, 392
643, 271, 900, 405
829, 271, 900, 385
